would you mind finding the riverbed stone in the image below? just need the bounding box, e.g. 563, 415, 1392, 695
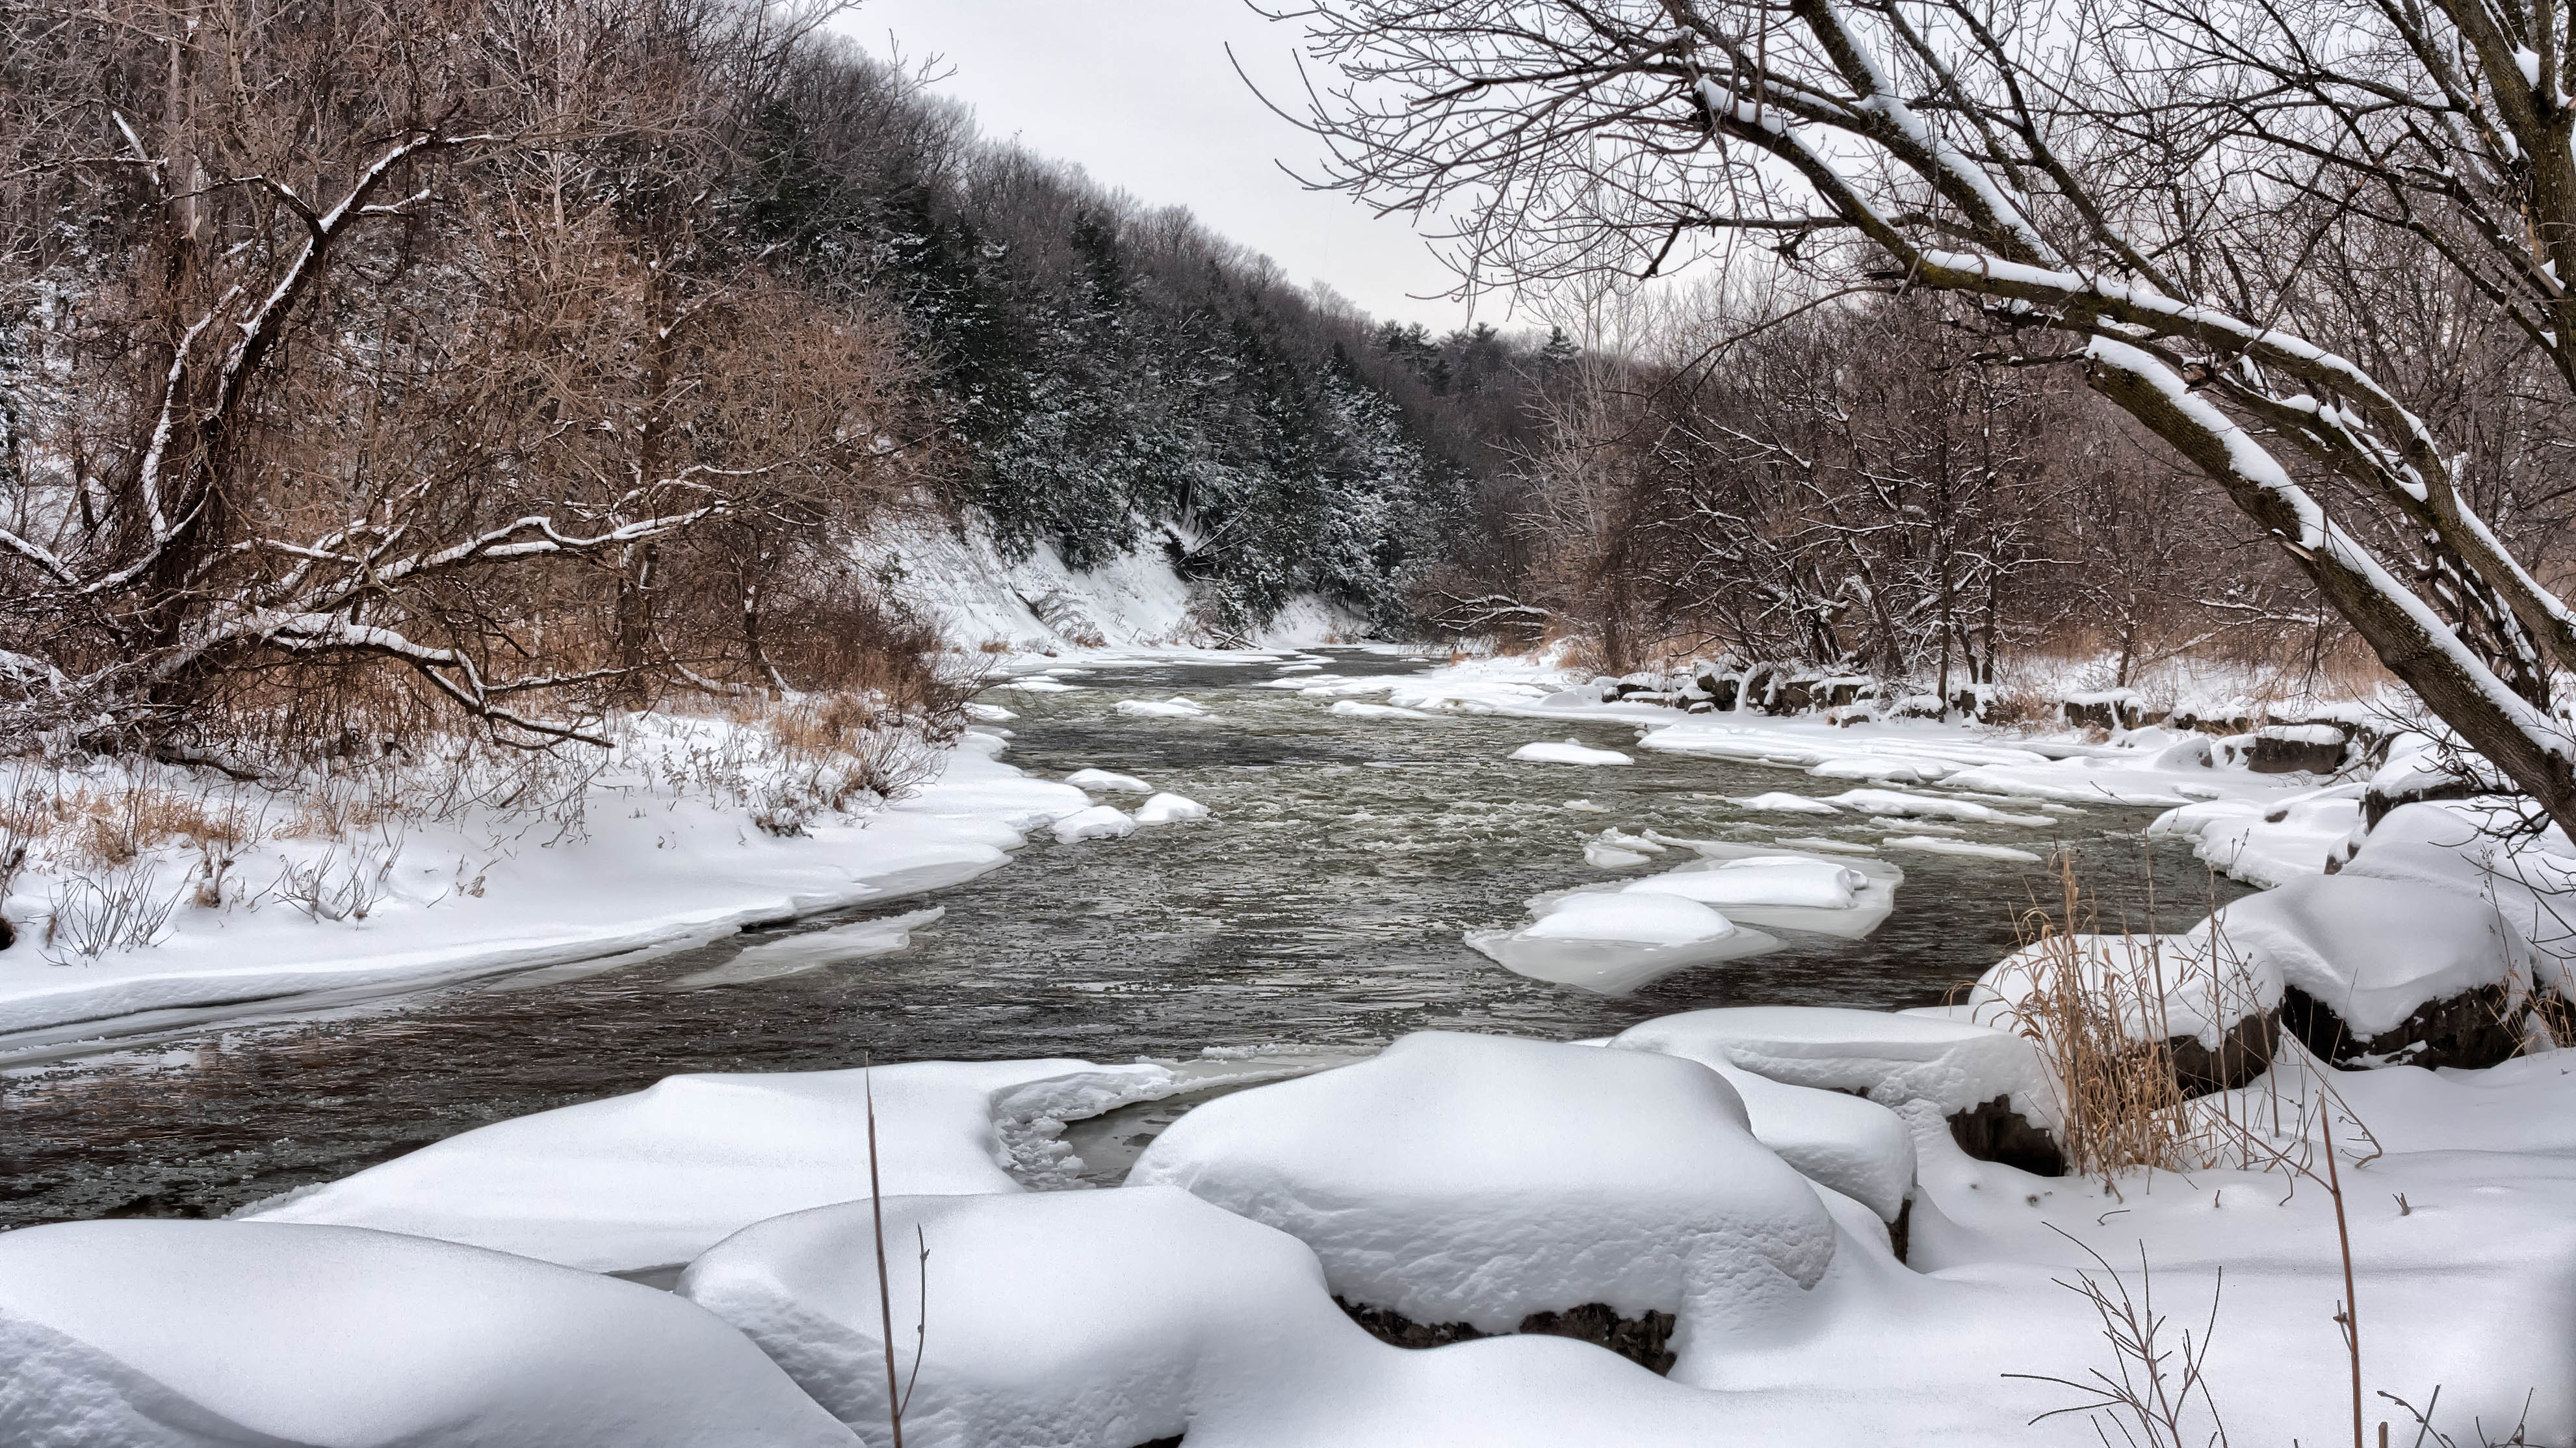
1336, 1297, 1680, 1375
2281, 981, 2522, 1070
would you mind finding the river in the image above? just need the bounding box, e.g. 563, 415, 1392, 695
0, 648, 2243, 1228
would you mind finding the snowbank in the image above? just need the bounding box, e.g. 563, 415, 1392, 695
680, 1186, 1351, 1447
243, 1059, 1175, 1271
0, 1219, 855, 1448
2200, 873, 2532, 1055
2148, 785, 2365, 886
1128, 1032, 1838, 1347
0, 738, 1087, 1048
1967, 932, 2281, 1051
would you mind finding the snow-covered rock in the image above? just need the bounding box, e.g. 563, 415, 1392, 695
1966, 932, 2282, 1093
0, 1220, 856, 1448
1049, 805, 1138, 842
1328, 700, 1433, 720
1127, 1032, 1838, 1353
2341, 802, 2576, 997
679, 1187, 1351, 1447
242, 1060, 1173, 1270
1063, 767, 1151, 793
1466, 891, 1779, 994
1132, 792, 1209, 824
1509, 738, 1632, 765
2199, 873, 2533, 1068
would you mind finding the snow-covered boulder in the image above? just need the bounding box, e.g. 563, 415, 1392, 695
1509, 738, 1632, 765
680, 1187, 1351, 1447
1048, 804, 1138, 842
0, 1220, 855, 1448
2198, 873, 2534, 1068
1465, 890, 1780, 994
1063, 767, 1150, 793
244, 1059, 1171, 1270
2341, 802, 2576, 1001
1126, 1032, 1838, 1365
1132, 791, 1208, 824
1966, 933, 2282, 1095
1612, 1007, 2062, 1176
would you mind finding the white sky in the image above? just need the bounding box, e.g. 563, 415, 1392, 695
839, 0, 1496, 334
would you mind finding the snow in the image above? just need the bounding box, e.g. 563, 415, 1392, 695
668, 908, 944, 990
1468, 889, 1780, 994
1882, 836, 2043, 862
1827, 788, 2054, 825
987, 677, 1080, 693
0, 736, 1086, 1047
1628, 857, 1866, 909
2148, 785, 2365, 886
1731, 791, 1841, 813
1063, 767, 1150, 793
1049, 804, 1138, 842
2340, 801, 2576, 995
1327, 700, 1433, 720
1113, 696, 1213, 718
1133, 792, 1210, 824
1967, 932, 2280, 1048
2198, 873, 2532, 1038
1583, 841, 1653, 867
679, 1186, 1347, 1446
0, 1219, 855, 1448
1627, 1054, 1918, 1222
1611, 1006, 2056, 1125
1126, 1031, 1840, 1347
1509, 738, 1632, 765
242, 1059, 1175, 1271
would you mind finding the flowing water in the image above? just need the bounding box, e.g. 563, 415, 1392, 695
0, 649, 2244, 1228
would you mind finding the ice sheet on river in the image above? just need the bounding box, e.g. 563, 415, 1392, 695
1466, 890, 1780, 994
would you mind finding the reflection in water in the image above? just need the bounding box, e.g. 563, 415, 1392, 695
0, 650, 2244, 1226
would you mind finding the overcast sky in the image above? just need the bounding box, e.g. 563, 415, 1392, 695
839, 0, 1496, 334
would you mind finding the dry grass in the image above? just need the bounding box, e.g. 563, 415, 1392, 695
1990, 856, 2197, 1183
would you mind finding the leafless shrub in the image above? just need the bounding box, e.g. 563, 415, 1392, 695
268, 830, 404, 923
43, 863, 185, 961
2007, 1231, 2230, 1448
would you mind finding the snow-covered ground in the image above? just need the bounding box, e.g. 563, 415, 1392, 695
0, 719, 1095, 1056
7, 643, 2570, 1448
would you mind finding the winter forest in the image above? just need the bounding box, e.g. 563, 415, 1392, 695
4, 0, 2576, 1445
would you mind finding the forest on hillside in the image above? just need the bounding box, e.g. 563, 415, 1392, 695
0, 0, 1553, 766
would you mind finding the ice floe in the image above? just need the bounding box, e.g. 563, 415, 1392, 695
1509, 738, 1633, 765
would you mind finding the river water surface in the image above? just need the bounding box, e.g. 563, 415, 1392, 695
0, 649, 2243, 1227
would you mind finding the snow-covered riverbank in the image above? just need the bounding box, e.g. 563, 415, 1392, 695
7, 646, 2570, 1448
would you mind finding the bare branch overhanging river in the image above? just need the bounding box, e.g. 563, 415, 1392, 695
0, 648, 2244, 1228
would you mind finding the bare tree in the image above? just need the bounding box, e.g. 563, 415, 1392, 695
0, 0, 929, 757
1288, 0, 2576, 834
